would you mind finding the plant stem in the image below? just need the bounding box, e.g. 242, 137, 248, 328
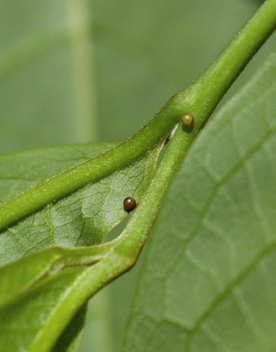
0, 0, 275, 234
22, 2, 276, 349
118, 0, 276, 258
70, 0, 276, 297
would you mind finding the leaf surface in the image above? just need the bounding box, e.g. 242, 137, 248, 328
0, 143, 159, 267
0, 142, 160, 351
124, 52, 276, 352
52, 304, 87, 352
0, 0, 267, 154
1, 1, 275, 350
0, 266, 87, 352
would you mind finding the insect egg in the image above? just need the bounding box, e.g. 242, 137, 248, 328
181, 113, 194, 127
123, 197, 137, 212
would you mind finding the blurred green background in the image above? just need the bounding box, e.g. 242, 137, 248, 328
0, 0, 274, 351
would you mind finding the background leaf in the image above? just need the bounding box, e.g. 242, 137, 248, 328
1, 0, 276, 351
123, 52, 276, 351
1, 0, 274, 155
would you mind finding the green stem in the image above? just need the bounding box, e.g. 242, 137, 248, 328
0, 0, 275, 235
118, 0, 276, 259
118, 0, 276, 255
69, 0, 276, 300
28, 3, 276, 349
0, 243, 114, 308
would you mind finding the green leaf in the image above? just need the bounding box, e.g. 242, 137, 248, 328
0, 244, 129, 352
0, 244, 108, 308
1, 1, 275, 351
0, 142, 160, 267
0, 142, 160, 351
123, 52, 276, 351
0, 266, 87, 352
52, 304, 87, 352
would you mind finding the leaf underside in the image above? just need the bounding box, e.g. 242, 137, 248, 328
124, 52, 276, 352
0, 143, 160, 267
0, 142, 161, 351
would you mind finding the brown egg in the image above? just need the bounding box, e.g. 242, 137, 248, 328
123, 197, 137, 212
